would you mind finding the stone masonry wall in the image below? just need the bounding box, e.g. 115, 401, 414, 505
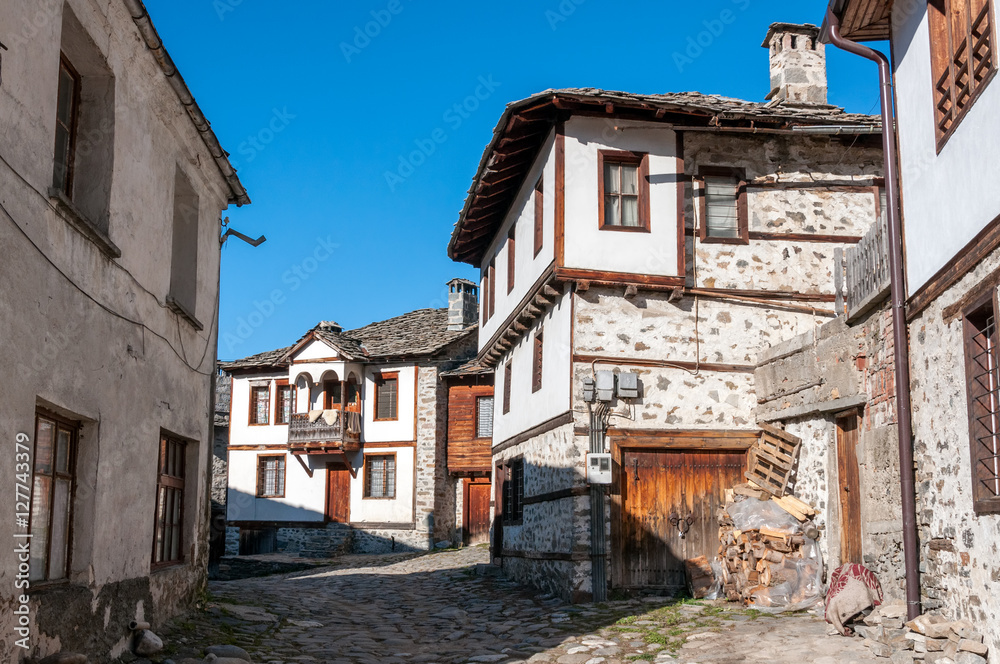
908, 248, 1000, 662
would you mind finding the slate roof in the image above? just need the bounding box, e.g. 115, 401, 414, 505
220, 308, 476, 371
448, 87, 882, 264
440, 358, 494, 378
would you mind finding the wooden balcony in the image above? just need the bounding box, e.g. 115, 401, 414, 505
845, 209, 890, 322
287, 410, 362, 454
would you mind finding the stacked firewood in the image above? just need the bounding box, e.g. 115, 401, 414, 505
716, 484, 819, 604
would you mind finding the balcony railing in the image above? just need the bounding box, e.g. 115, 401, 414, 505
287, 410, 362, 454
845, 209, 891, 321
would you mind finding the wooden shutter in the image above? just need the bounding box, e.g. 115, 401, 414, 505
507, 229, 516, 293
532, 330, 543, 393
534, 177, 544, 256
503, 362, 512, 414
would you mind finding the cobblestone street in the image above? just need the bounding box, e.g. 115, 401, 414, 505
157, 547, 878, 664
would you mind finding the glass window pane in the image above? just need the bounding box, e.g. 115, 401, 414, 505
705, 176, 739, 237
621, 164, 638, 195
622, 196, 639, 227
155, 486, 166, 563
35, 418, 54, 474
49, 479, 71, 579
55, 428, 71, 474
30, 476, 51, 580
604, 162, 620, 194
386, 458, 395, 499
604, 195, 620, 226
57, 67, 75, 125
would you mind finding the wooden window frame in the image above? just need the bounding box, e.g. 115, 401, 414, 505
488, 259, 496, 320
274, 380, 295, 425
475, 395, 494, 440
374, 372, 400, 422
534, 176, 544, 256
929, 0, 997, 151
256, 454, 286, 498
28, 409, 79, 584
507, 227, 516, 294
363, 453, 397, 499
248, 383, 270, 426
597, 150, 651, 233
52, 54, 81, 199
152, 434, 186, 568
697, 166, 749, 245
532, 329, 543, 393
482, 268, 490, 325
323, 378, 342, 411
503, 361, 512, 415
963, 290, 1000, 515
500, 457, 524, 525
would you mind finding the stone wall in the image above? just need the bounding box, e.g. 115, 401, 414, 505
907, 248, 1000, 661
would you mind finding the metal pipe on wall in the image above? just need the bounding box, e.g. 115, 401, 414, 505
589, 404, 608, 602
824, 7, 922, 620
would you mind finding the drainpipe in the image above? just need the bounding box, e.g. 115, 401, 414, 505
825, 8, 921, 620
589, 403, 609, 602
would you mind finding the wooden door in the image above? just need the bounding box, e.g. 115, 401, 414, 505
326, 466, 351, 523
616, 448, 745, 590
837, 413, 863, 563
464, 479, 492, 545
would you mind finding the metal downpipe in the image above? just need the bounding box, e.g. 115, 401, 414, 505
590, 405, 608, 602
825, 8, 921, 620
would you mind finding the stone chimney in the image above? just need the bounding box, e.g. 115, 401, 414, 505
317, 320, 342, 334
762, 23, 828, 105
447, 278, 479, 330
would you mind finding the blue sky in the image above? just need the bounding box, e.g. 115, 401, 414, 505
143, 0, 885, 360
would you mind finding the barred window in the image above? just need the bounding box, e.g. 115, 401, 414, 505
275, 383, 294, 424
249, 384, 270, 425
256, 455, 286, 498
29, 411, 78, 581
964, 297, 1000, 514
929, 0, 996, 148
153, 435, 186, 565
501, 458, 524, 525
364, 455, 396, 499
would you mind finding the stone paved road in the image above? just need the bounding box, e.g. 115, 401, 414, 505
157, 547, 878, 664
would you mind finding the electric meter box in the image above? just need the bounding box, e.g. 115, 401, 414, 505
595, 370, 616, 401
587, 452, 613, 484
616, 371, 639, 398
582, 376, 595, 403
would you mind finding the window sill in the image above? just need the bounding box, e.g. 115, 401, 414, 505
599, 224, 651, 233
362, 496, 397, 500
48, 188, 121, 259
248, 422, 270, 427
151, 560, 186, 573
373, 417, 399, 422
699, 235, 749, 245
166, 294, 204, 331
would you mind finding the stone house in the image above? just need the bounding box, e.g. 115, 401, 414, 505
221, 280, 479, 556
0, 0, 248, 661
818, 1, 1000, 658
447, 23, 886, 602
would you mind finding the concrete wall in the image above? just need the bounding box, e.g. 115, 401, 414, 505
0, 0, 238, 660
891, 4, 1000, 293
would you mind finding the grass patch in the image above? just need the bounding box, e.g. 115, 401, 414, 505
616, 615, 638, 626
743, 609, 762, 620
626, 654, 655, 661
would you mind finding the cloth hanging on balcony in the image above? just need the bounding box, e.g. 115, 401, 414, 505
308, 409, 323, 423
322, 409, 340, 426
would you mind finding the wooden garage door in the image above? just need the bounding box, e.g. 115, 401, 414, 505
616, 449, 746, 590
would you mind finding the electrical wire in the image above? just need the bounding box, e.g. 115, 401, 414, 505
0, 156, 218, 376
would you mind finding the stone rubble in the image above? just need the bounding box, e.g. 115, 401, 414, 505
853, 603, 990, 664
136, 547, 883, 664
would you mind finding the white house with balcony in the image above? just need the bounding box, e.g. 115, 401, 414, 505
221, 281, 479, 555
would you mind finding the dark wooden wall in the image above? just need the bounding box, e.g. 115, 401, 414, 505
446, 378, 494, 475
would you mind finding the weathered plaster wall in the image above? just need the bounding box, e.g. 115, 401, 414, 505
908, 250, 1000, 660
0, 0, 236, 660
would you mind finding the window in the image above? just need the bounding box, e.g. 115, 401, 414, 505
364, 454, 396, 499
507, 228, 516, 294
698, 167, 748, 244
929, 0, 996, 148
532, 329, 544, 393
249, 384, 270, 425
346, 375, 361, 411
52, 55, 80, 199
503, 361, 512, 414
964, 296, 1000, 514
375, 373, 398, 421
534, 176, 544, 256
324, 379, 342, 410
256, 455, 286, 498
476, 395, 494, 439
501, 458, 524, 525
153, 435, 186, 565
29, 411, 78, 582
275, 381, 294, 425
488, 259, 496, 320
167, 167, 201, 328
598, 150, 650, 231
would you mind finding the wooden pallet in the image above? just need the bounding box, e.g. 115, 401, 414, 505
745, 424, 802, 497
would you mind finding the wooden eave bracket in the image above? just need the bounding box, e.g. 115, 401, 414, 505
292, 453, 314, 478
